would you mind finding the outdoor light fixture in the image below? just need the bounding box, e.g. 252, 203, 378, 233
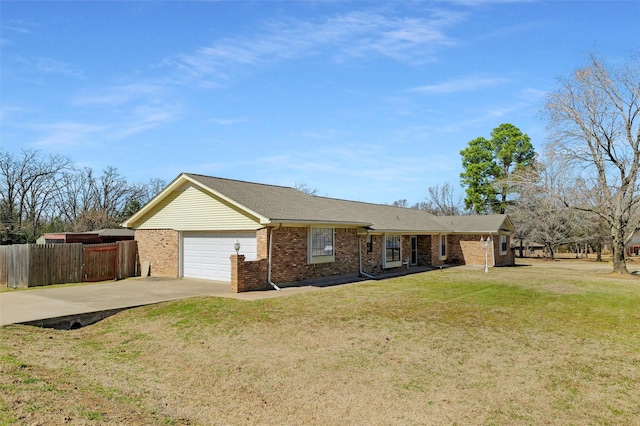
234, 240, 241, 254
480, 236, 492, 273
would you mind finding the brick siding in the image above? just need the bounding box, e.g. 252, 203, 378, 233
494, 234, 515, 266
417, 235, 432, 266
256, 227, 269, 259
270, 227, 360, 284
438, 234, 515, 268
431, 235, 446, 267
230, 255, 269, 292
230, 226, 363, 292
361, 234, 383, 275
135, 229, 179, 277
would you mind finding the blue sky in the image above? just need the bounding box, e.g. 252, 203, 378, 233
1, 1, 638, 205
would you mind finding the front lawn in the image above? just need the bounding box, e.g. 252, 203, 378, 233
1, 259, 639, 425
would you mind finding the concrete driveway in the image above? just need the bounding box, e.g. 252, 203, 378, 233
0, 277, 325, 328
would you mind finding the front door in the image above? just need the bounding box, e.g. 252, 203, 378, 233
410, 236, 418, 266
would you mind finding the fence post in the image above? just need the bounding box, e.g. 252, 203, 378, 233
0, 246, 7, 287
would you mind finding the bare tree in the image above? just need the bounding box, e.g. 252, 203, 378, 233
51, 168, 94, 227
510, 151, 577, 259
544, 52, 640, 274
0, 149, 72, 243
70, 166, 144, 231
419, 183, 463, 216
294, 182, 318, 196
1, 148, 168, 240
385, 184, 464, 214
121, 177, 167, 220
392, 199, 409, 208
142, 178, 167, 204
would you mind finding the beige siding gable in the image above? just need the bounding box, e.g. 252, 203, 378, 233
134, 184, 261, 231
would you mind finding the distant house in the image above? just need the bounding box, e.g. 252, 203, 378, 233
511, 239, 545, 257
122, 173, 515, 292
627, 234, 640, 257
37, 229, 135, 245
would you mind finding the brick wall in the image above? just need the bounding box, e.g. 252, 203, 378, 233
269, 227, 361, 284
402, 237, 412, 265
135, 229, 179, 277
431, 235, 446, 267
458, 239, 486, 267
439, 234, 515, 268
361, 234, 383, 275
417, 235, 432, 266
494, 234, 515, 266
256, 227, 269, 259
230, 255, 269, 292
449, 234, 488, 267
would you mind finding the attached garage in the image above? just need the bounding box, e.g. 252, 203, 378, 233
182, 232, 257, 282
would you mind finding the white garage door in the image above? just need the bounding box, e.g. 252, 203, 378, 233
183, 232, 257, 282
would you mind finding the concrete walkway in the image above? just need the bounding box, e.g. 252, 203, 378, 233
0, 277, 331, 327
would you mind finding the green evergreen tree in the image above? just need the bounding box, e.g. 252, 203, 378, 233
460, 123, 535, 214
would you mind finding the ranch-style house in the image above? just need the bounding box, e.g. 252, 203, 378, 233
122, 173, 515, 292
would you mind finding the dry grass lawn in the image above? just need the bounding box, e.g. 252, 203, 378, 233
1, 258, 639, 425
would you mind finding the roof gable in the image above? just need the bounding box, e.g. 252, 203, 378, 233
123, 175, 267, 230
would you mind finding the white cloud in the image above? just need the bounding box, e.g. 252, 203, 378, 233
518, 87, 547, 101
31, 102, 179, 148
209, 117, 249, 126
411, 75, 508, 94
73, 83, 164, 107
70, 83, 179, 139
113, 104, 181, 139
1, 19, 37, 34
164, 8, 464, 86
14, 55, 83, 77
33, 122, 107, 149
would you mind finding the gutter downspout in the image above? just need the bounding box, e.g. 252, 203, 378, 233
358, 233, 375, 280
268, 226, 281, 291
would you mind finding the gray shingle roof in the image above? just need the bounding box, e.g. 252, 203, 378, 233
185, 173, 509, 234
434, 214, 514, 234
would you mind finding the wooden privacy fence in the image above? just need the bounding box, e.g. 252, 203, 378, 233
0, 241, 139, 289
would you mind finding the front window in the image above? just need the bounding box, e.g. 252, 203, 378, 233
383, 234, 402, 268
386, 235, 401, 262
309, 228, 334, 263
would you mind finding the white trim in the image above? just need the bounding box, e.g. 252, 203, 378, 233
178, 231, 184, 277
410, 236, 418, 266
491, 235, 496, 266
438, 234, 447, 261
